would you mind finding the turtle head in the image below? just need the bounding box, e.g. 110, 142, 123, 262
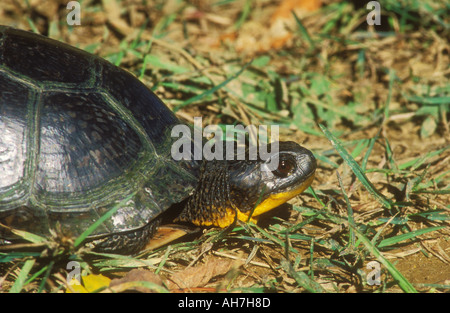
227, 141, 316, 225
177, 141, 316, 228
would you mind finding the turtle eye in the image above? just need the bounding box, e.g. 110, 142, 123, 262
273, 158, 295, 178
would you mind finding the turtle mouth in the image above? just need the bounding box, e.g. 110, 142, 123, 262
240, 172, 315, 223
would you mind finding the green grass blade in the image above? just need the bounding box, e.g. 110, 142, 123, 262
383, 69, 396, 121
336, 171, 356, 247
361, 136, 377, 171
307, 186, 326, 208
384, 137, 398, 171
0, 252, 41, 263
349, 224, 417, 293
410, 210, 450, 221
350, 139, 369, 159
314, 154, 339, 169
145, 54, 190, 74
398, 145, 449, 170
253, 223, 298, 254
37, 261, 54, 293
281, 259, 326, 293
292, 11, 316, 50
9, 228, 47, 244
23, 264, 49, 291
173, 60, 252, 112
319, 124, 393, 209
234, 0, 252, 30
9, 258, 36, 293
377, 226, 445, 248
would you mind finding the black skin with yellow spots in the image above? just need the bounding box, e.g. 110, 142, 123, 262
0, 26, 316, 254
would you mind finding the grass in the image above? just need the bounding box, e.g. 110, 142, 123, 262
1, 0, 449, 293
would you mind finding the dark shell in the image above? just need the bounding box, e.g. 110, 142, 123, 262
0, 26, 198, 239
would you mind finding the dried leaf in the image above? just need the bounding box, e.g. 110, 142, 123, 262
235, 0, 322, 54
167, 257, 233, 290
110, 269, 165, 293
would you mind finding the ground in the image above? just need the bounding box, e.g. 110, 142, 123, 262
0, 0, 448, 293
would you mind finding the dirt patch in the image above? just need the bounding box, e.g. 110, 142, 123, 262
393, 239, 450, 285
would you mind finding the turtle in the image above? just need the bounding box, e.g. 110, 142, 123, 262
0, 26, 316, 254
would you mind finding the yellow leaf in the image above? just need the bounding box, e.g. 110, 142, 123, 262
66, 274, 111, 293
82, 274, 111, 292
66, 277, 88, 293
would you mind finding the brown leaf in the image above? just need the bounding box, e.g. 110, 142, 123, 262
167, 257, 233, 290
109, 269, 164, 293
234, 0, 322, 54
